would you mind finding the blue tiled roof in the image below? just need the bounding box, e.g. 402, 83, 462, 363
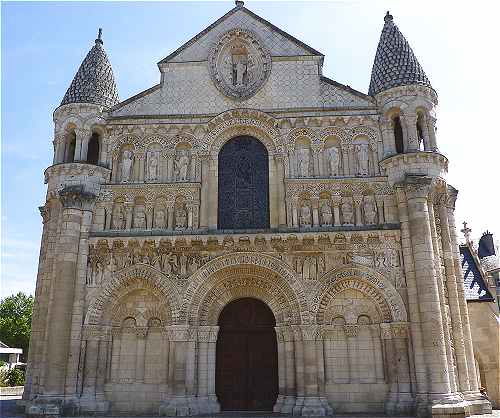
460, 245, 494, 302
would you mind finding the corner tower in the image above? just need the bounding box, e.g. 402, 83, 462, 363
23, 30, 118, 415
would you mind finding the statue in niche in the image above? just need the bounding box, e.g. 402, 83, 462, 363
320, 202, 333, 226
300, 203, 312, 227
121, 150, 133, 182
175, 150, 190, 182
363, 196, 377, 225
355, 143, 369, 176
111, 204, 125, 229
134, 205, 146, 229
390, 250, 400, 267
297, 148, 310, 177
342, 199, 354, 225
303, 256, 317, 279
179, 253, 187, 276
188, 256, 199, 274
146, 150, 159, 181
154, 208, 166, 229
175, 206, 187, 230
325, 146, 340, 176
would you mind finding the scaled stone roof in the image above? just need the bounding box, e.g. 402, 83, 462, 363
368, 12, 432, 96
61, 34, 119, 108
460, 245, 494, 302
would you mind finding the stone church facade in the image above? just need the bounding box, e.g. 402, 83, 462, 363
24, 3, 492, 417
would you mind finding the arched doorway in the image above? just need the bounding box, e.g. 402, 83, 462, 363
216, 298, 278, 411
218, 136, 269, 230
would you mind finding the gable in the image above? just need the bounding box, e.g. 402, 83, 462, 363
320, 77, 374, 108
460, 245, 494, 302
160, 7, 322, 64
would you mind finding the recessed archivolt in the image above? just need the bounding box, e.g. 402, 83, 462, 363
182, 252, 307, 325
85, 263, 180, 325
205, 109, 283, 155
313, 265, 407, 324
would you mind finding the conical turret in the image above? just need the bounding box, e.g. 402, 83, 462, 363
369, 12, 432, 96
61, 29, 119, 108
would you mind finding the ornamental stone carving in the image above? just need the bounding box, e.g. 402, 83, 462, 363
208, 29, 271, 100
121, 150, 134, 182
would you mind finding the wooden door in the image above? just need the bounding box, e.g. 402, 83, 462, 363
216, 298, 278, 411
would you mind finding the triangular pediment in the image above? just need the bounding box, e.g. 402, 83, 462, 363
159, 6, 323, 64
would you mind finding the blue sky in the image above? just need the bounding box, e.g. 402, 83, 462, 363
2, 1, 499, 298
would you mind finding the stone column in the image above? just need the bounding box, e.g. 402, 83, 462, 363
275, 156, 287, 227
160, 325, 197, 416
82, 338, 98, 396
371, 325, 385, 383
394, 184, 428, 413
403, 176, 461, 411
190, 154, 196, 181
405, 114, 419, 152
167, 204, 174, 231
104, 203, 112, 230
445, 188, 490, 413
341, 145, 350, 175
135, 327, 147, 383
375, 194, 385, 224
332, 195, 341, 226
381, 323, 398, 414
274, 327, 286, 413
280, 327, 297, 413
391, 322, 413, 414
74, 128, 89, 161
196, 326, 219, 414
145, 204, 154, 230
344, 325, 358, 383
384, 194, 398, 224
207, 157, 218, 230
54, 136, 65, 164
42, 186, 95, 403
125, 203, 133, 230
286, 198, 294, 228
311, 198, 320, 227
427, 116, 438, 152
269, 155, 279, 228
111, 155, 119, 182
167, 152, 175, 182
137, 153, 145, 183
98, 138, 107, 167
199, 156, 210, 229
292, 199, 299, 228
295, 325, 329, 416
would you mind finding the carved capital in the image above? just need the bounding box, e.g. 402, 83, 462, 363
380, 323, 392, 340
403, 176, 432, 200
343, 324, 359, 338
166, 325, 194, 342
58, 185, 96, 211
39, 205, 50, 224
75, 128, 91, 141
391, 322, 409, 339
352, 195, 363, 206
300, 325, 320, 341
135, 327, 148, 338
197, 326, 219, 343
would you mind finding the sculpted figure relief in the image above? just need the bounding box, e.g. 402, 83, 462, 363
355, 143, 369, 176
342, 199, 354, 225
154, 208, 166, 229
320, 202, 333, 226
146, 150, 159, 181
112, 204, 125, 230
121, 150, 133, 182
363, 196, 377, 225
134, 205, 146, 229
325, 146, 340, 176
175, 150, 190, 182
175, 206, 187, 230
300, 203, 312, 227
297, 148, 310, 177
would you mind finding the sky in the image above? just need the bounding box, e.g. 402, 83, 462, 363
1, 0, 499, 298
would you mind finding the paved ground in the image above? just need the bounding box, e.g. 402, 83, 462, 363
2, 397, 500, 418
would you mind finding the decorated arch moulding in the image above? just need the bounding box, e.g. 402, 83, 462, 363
100, 184, 200, 204
312, 265, 407, 323
181, 252, 309, 324
204, 118, 283, 156
54, 103, 104, 123
84, 263, 181, 326
208, 28, 271, 100
285, 179, 392, 199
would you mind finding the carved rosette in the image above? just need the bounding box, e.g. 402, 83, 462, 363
208, 28, 271, 100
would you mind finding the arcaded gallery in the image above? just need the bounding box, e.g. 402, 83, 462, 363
23, 2, 492, 418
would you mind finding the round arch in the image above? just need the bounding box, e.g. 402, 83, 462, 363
313, 266, 408, 324
182, 252, 308, 325
85, 263, 181, 326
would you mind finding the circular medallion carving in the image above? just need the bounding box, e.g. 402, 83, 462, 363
208, 29, 271, 100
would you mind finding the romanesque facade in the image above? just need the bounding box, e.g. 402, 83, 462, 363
24, 3, 492, 417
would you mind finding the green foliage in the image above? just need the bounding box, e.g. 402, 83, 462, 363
5, 368, 25, 386
0, 292, 34, 360
0, 369, 7, 387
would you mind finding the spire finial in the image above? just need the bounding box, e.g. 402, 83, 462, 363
235, 0, 244, 7
461, 221, 472, 244
384, 11, 393, 23
95, 28, 103, 45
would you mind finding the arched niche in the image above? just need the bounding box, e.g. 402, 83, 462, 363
322, 136, 342, 177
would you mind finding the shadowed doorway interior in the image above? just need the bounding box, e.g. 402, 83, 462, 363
215, 298, 278, 411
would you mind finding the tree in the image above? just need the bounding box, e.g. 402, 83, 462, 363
0, 292, 34, 361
